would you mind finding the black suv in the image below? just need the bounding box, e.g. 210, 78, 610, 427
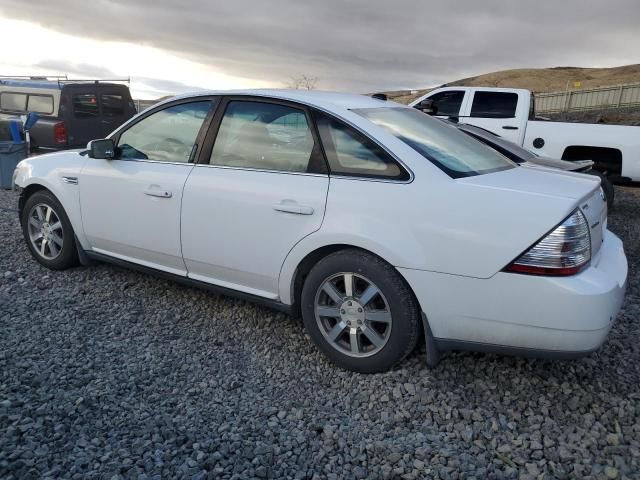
0, 77, 137, 151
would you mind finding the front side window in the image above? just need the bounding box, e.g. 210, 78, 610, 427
210, 101, 316, 173
470, 91, 518, 118
314, 112, 407, 180
27, 95, 54, 114
421, 91, 464, 117
1, 92, 27, 112
73, 94, 99, 118
355, 107, 515, 178
101, 94, 124, 117
117, 101, 212, 162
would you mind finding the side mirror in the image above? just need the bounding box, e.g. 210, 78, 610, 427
416, 99, 438, 115
88, 139, 115, 159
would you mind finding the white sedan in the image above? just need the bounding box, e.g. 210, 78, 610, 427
13, 90, 627, 373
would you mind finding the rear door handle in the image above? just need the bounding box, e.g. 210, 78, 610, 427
502, 126, 519, 130
273, 201, 314, 215
144, 189, 172, 198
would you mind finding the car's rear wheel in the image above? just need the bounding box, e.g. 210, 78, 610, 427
21, 190, 78, 270
301, 249, 421, 373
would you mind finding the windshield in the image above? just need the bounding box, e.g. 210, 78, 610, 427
354, 107, 515, 178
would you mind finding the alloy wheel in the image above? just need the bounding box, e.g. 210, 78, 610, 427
314, 272, 392, 358
27, 203, 64, 260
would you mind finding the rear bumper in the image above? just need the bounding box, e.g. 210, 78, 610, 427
400, 230, 627, 357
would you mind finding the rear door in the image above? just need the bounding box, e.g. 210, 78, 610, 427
180, 96, 329, 299
98, 86, 137, 137
63, 86, 103, 147
461, 89, 527, 143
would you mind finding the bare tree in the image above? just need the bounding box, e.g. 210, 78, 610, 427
287, 74, 319, 90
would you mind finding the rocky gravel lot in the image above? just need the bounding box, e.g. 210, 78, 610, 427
0, 187, 639, 480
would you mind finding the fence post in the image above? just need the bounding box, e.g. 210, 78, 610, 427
563, 91, 572, 112
616, 85, 624, 108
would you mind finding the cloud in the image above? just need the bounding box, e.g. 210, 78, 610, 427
2, 0, 640, 92
35, 60, 118, 79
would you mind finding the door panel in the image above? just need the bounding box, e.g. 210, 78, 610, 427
80, 159, 194, 275
79, 100, 215, 275
181, 167, 328, 298
461, 90, 527, 144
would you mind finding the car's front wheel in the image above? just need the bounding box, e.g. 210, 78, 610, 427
301, 249, 421, 373
21, 190, 79, 270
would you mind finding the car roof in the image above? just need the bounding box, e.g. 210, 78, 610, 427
156, 89, 401, 112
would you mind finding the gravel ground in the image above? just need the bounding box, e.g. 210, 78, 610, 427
0, 186, 639, 480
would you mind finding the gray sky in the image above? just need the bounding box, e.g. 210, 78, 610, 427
1, 0, 639, 97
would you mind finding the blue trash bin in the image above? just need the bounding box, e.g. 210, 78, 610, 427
0, 141, 28, 189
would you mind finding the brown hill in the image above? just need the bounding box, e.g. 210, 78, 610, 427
386, 64, 640, 104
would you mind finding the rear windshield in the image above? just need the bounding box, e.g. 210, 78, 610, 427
353, 107, 515, 178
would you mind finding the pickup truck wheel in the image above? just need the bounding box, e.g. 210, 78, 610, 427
301, 249, 421, 373
21, 190, 79, 270
589, 171, 615, 207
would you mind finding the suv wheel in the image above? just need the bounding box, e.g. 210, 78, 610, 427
301, 249, 421, 373
21, 190, 79, 270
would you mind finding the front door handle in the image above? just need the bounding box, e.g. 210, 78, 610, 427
144, 189, 172, 198
502, 126, 519, 130
273, 201, 314, 215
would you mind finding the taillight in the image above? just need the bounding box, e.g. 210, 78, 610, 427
504, 209, 591, 276
54, 122, 67, 145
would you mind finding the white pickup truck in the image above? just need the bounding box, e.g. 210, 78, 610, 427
409, 87, 640, 184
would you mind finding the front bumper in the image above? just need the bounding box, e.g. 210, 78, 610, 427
399, 230, 627, 357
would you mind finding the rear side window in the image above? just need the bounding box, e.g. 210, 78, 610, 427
210, 101, 318, 173
314, 112, 408, 180
1, 92, 27, 112
27, 95, 54, 114
470, 92, 518, 118
421, 91, 464, 117
73, 94, 99, 118
101, 94, 124, 117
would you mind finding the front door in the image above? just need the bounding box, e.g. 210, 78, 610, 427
181, 98, 329, 299
79, 99, 215, 275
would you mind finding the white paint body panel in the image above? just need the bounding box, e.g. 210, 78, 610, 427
181, 166, 329, 299
79, 158, 193, 275
410, 87, 640, 181
13, 89, 628, 356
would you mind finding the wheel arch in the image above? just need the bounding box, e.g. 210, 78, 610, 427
562, 145, 622, 176
281, 240, 424, 317
18, 183, 51, 221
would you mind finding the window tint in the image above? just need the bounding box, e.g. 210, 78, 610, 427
355, 107, 515, 178
420, 91, 464, 117
27, 95, 53, 114
73, 94, 99, 118
1, 93, 27, 112
470, 91, 518, 118
117, 101, 212, 163
210, 101, 315, 173
101, 94, 124, 117
315, 112, 407, 180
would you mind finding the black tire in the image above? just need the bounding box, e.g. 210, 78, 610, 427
589, 171, 615, 207
21, 190, 79, 270
300, 249, 421, 373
